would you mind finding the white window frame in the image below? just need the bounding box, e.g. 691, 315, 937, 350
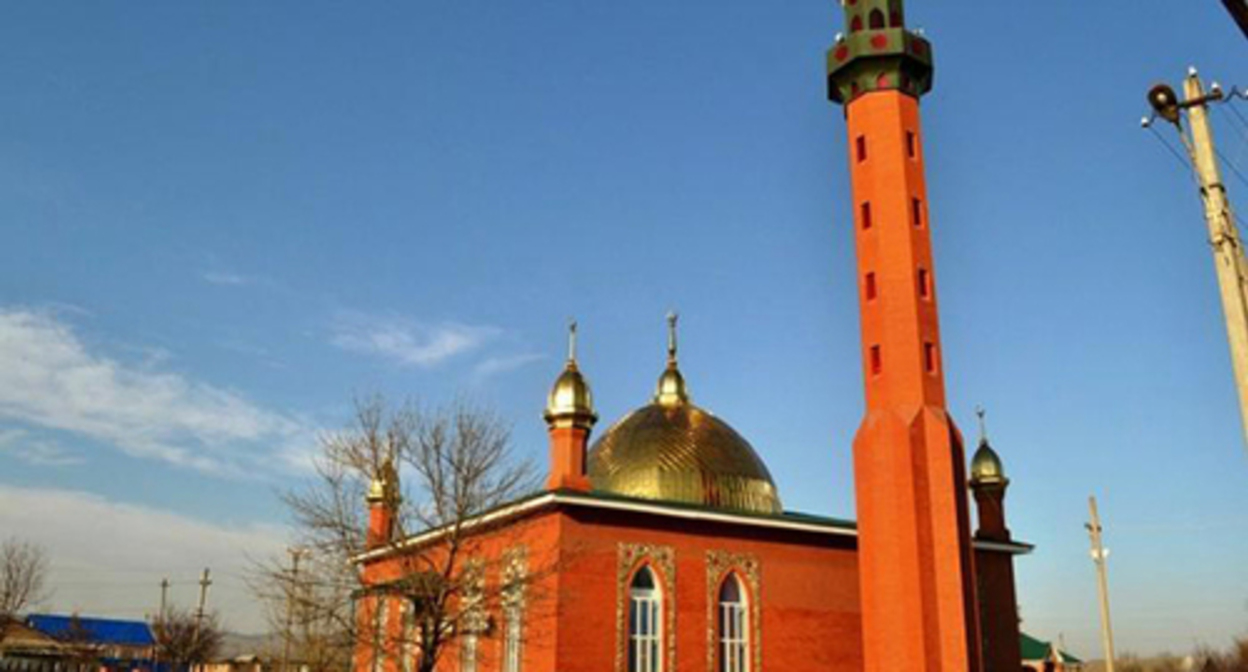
460, 630, 478, 672
502, 551, 527, 672
628, 567, 663, 672
503, 601, 522, 672
717, 576, 748, 672
400, 600, 416, 672
372, 596, 391, 672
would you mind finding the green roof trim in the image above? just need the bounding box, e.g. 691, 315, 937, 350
357, 487, 1033, 565
558, 487, 860, 530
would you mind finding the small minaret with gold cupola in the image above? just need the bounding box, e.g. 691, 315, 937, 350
969, 408, 1023, 672
544, 321, 597, 491
969, 408, 1011, 541
365, 458, 400, 549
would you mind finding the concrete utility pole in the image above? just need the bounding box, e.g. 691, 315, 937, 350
154, 578, 170, 669
192, 568, 212, 656
159, 578, 170, 619
1085, 497, 1117, 672
1146, 68, 1248, 452
282, 548, 311, 672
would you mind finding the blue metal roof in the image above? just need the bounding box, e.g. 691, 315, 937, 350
27, 614, 155, 647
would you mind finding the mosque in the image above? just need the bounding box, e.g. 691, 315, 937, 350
354, 1, 1032, 671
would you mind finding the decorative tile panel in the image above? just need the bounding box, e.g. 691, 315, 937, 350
616, 543, 676, 672
705, 550, 762, 672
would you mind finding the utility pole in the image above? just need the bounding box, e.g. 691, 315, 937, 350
1086, 496, 1117, 672
154, 578, 169, 671
159, 578, 169, 621
281, 548, 311, 672
1145, 68, 1248, 452
191, 567, 212, 669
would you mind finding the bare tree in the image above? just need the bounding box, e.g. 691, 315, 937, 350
152, 607, 223, 670
0, 537, 49, 624
1198, 637, 1248, 672
253, 397, 538, 672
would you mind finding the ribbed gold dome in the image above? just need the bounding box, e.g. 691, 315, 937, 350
586, 313, 781, 514
969, 441, 1007, 487
587, 401, 782, 514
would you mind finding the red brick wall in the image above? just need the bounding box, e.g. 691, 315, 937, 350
357, 500, 1020, 672
974, 548, 1022, 672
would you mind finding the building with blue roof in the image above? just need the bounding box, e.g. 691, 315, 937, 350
21, 614, 156, 670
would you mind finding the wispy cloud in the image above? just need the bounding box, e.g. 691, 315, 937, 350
472, 353, 545, 380
0, 429, 83, 467
0, 485, 285, 631
0, 308, 311, 475
330, 312, 499, 368
201, 271, 254, 287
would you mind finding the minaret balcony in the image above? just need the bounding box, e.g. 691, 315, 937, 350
826, 28, 934, 104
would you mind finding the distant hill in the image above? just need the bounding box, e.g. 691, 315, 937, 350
217, 632, 281, 660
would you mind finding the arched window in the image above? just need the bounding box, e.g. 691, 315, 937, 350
460, 566, 484, 672
868, 9, 885, 29
850, 15, 863, 32
460, 632, 478, 672
371, 597, 390, 672
502, 553, 526, 672
718, 576, 749, 672
887, 0, 904, 27
628, 567, 663, 672
503, 602, 522, 672
400, 601, 416, 672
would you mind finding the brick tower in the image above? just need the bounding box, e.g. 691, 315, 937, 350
826, 2, 984, 671
544, 321, 597, 492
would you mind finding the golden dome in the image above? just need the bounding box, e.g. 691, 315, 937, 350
969, 408, 1008, 487
655, 312, 689, 407
545, 365, 596, 427
544, 322, 597, 429
587, 401, 782, 514
366, 458, 401, 504
586, 314, 782, 514
969, 441, 1007, 486
655, 364, 688, 406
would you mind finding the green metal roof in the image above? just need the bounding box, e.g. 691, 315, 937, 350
1021, 632, 1081, 664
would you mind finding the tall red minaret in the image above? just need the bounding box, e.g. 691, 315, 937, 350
827, 2, 984, 671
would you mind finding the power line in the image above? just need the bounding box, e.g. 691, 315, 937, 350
1214, 104, 1248, 174
1146, 123, 1200, 187
1215, 144, 1248, 191
1227, 98, 1248, 133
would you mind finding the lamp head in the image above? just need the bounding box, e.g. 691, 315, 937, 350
1148, 83, 1182, 125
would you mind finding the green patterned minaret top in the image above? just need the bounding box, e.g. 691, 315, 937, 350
826, 0, 934, 105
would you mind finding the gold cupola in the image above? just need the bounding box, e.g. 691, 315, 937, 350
586, 314, 783, 515
655, 313, 689, 406
544, 321, 597, 430
366, 457, 401, 505
969, 407, 1008, 488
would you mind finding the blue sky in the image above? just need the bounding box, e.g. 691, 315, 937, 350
1, 0, 1246, 657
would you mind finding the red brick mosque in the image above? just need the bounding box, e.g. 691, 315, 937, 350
354, 1, 1031, 670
